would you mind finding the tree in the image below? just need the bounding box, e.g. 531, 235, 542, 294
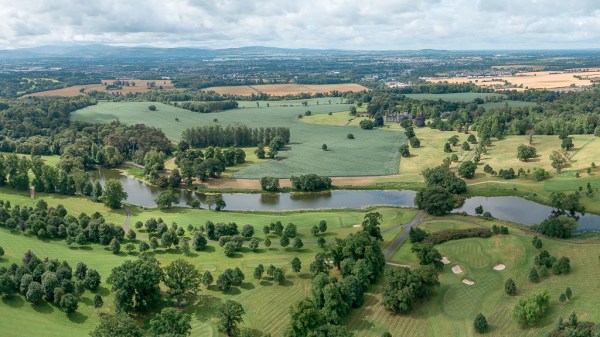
559, 293, 566, 303
565, 287, 572, 300
264, 238, 271, 248
163, 259, 201, 307
362, 211, 383, 241
254, 264, 264, 281
217, 300, 245, 337
461, 141, 470, 151
532, 236, 543, 249
273, 268, 286, 284
155, 190, 179, 210
422, 164, 466, 194
505, 278, 517, 296
529, 267, 540, 283
311, 225, 320, 236
473, 313, 488, 333
90, 313, 143, 337
458, 160, 477, 179
284, 223, 297, 238
444, 142, 452, 153
148, 105, 157, 111
249, 238, 259, 251
202, 271, 213, 288
319, 220, 328, 233
287, 298, 325, 337
561, 137, 574, 151
550, 150, 568, 172
280, 235, 290, 248
415, 186, 455, 216
475, 205, 484, 215
517, 144, 537, 161
382, 266, 439, 313
259, 176, 280, 192
399, 145, 410, 157
291, 257, 302, 273
408, 227, 428, 243
293, 237, 304, 250
26, 282, 43, 303
0, 273, 16, 298
192, 232, 207, 251
512, 289, 551, 326
149, 307, 192, 337
106, 253, 163, 312
411, 243, 443, 269
322, 144, 328, 151
102, 179, 128, 209
217, 272, 232, 291
85, 269, 101, 290
94, 294, 104, 309
60, 293, 78, 314
110, 238, 121, 254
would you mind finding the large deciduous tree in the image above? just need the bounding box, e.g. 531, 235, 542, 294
106, 253, 163, 312
162, 259, 201, 307
102, 179, 128, 209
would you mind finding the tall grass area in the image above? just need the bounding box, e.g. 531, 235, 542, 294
71, 100, 404, 178
349, 217, 600, 337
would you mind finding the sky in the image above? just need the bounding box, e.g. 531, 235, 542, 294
0, 0, 599, 50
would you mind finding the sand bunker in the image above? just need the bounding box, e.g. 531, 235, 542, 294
452, 265, 463, 274
352, 224, 362, 228
462, 279, 475, 286
441, 256, 451, 265
493, 264, 506, 271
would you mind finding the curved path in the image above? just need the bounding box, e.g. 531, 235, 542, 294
383, 211, 426, 259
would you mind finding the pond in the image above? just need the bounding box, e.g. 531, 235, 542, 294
90, 168, 600, 232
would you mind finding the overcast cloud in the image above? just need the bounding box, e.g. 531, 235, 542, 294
0, 0, 599, 50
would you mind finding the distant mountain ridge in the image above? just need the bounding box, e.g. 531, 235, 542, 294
0, 44, 457, 59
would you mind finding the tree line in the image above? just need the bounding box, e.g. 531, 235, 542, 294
181, 125, 290, 148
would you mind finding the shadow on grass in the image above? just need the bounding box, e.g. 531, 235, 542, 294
68, 311, 88, 324
2, 295, 24, 308
189, 294, 221, 321
93, 286, 111, 297
239, 282, 255, 290
32, 301, 54, 314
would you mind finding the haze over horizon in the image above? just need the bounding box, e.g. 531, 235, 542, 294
1, 0, 599, 51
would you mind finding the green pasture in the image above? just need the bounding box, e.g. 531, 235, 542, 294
71, 101, 404, 178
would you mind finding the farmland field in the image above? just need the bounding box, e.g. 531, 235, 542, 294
23, 79, 174, 97
427, 68, 600, 90
349, 216, 600, 337
403, 92, 505, 102
203, 83, 368, 96
71, 99, 404, 178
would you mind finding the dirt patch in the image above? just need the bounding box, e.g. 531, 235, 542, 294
462, 279, 475, 286
493, 264, 506, 271
441, 256, 451, 265
452, 265, 463, 274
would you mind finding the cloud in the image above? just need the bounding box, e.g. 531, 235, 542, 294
0, 0, 599, 49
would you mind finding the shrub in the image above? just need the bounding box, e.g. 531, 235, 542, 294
473, 313, 488, 333
423, 228, 492, 245
359, 119, 374, 130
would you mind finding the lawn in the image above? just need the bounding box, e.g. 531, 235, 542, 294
0, 187, 417, 336
350, 217, 600, 337
71, 100, 404, 178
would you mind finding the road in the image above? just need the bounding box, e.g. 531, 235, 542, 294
383, 210, 426, 259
